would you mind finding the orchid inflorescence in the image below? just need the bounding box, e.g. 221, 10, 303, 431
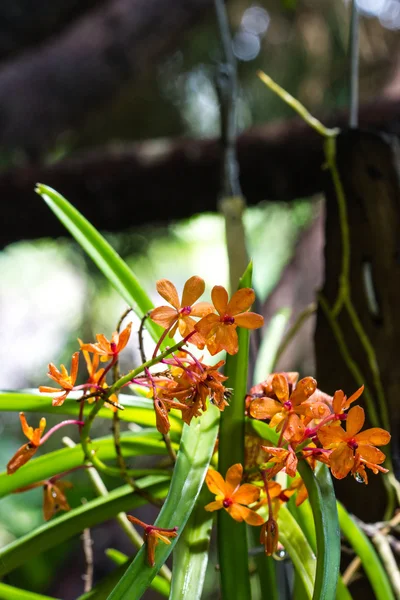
6, 276, 391, 564
205, 371, 391, 556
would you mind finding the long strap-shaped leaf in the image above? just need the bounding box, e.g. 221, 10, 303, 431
0, 477, 169, 577
297, 462, 340, 600
217, 263, 252, 600
0, 430, 171, 497
290, 495, 353, 600
169, 485, 213, 600
0, 583, 60, 600
0, 392, 182, 434
35, 184, 163, 344
107, 404, 220, 599
278, 505, 316, 599
338, 502, 395, 600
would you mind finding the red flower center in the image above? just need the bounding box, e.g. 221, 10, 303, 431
110, 342, 117, 352
223, 497, 233, 508
180, 306, 192, 316
283, 401, 292, 411
347, 438, 358, 450
221, 315, 235, 325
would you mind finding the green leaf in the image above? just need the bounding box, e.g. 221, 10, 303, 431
35, 184, 163, 344
0, 477, 169, 577
278, 504, 315, 599
246, 417, 279, 446
0, 583, 60, 600
0, 430, 173, 497
290, 498, 352, 600
338, 501, 395, 600
104, 550, 169, 598
0, 392, 182, 435
107, 404, 220, 599
297, 463, 340, 600
169, 485, 213, 600
217, 262, 253, 600
248, 526, 278, 600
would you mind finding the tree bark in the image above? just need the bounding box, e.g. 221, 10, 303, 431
0, 0, 214, 155
315, 129, 400, 521
2, 96, 400, 247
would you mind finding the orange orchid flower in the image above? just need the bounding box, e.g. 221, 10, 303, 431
204, 463, 264, 525
168, 359, 230, 425
150, 277, 213, 344
195, 286, 264, 355
317, 405, 391, 480
127, 515, 178, 567
7, 412, 46, 474
261, 445, 298, 478
80, 341, 105, 389
332, 385, 364, 415
14, 479, 72, 520
39, 351, 79, 406
79, 343, 118, 411
42, 480, 72, 520
250, 373, 317, 443
80, 323, 132, 362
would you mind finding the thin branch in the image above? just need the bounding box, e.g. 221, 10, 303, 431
214, 0, 241, 199
81, 525, 94, 593
112, 307, 151, 493
349, 0, 360, 128
342, 555, 361, 585
214, 0, 248, 291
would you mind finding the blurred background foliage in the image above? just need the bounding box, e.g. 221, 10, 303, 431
1, 0, 399, 596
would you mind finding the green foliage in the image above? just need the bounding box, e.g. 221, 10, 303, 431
108, 405, 219, 599
0, 171, 393, 600
217, 263, 252, 600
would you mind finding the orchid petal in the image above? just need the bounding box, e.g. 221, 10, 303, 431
156, 279, 180, 309
149, 306, 178, 329
181, 276, 205, 307
332, 390, 345, 414
190, 301, 215, 317
227, 288, 255, 316
214, 324, 239, 355
211, 286, 229, 316
228, 503, 264, 525
225, 463, 243, 495
357, 445, 386, 465
205, 469, 227, 497
232, 483, 260, 505
346, 405, 365, 437
117, 322, 132, 352
250, 397, 282, 420
204, 500, 223, 512
272, 374, 289, 402
194, 313, 219, 338
317, 424, 347, 447
234, 312, 264, 329
330, 444, 354, 479
356, 428, 391, 446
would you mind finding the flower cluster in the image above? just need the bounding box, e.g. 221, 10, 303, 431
205, 372, 391, 556
7, 277, 263, 523
140, 277, 263, 433
150, 277, 264, 356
